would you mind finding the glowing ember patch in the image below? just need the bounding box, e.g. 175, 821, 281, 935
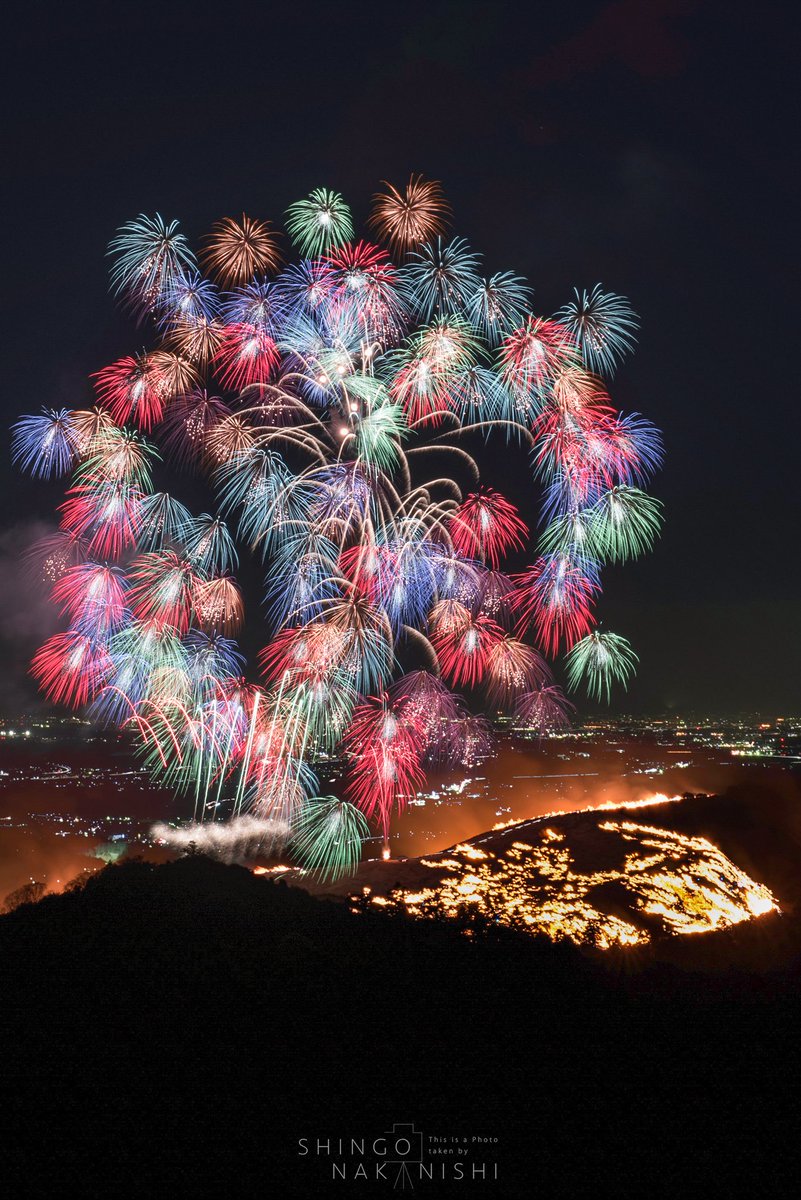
352, 816, 779, 950
599, 792, 680, 811
453, 843, 489, 860
599, 820, 779, 935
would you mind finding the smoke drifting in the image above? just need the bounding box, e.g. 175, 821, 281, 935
0, 825, 101, 903
150, 815, 291, 864
0, 520, 62, 712
391, 739, 754, 857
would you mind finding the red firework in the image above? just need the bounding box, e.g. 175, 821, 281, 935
390, 356, 453, 426
31, 630, 111, 708
259, 623, 348, 687
127, 551, 198, 633
59, 484, 143, 560
499, 318, 574, 399
430, 600, 504, 689
344, 693, 425, 841
213, 323, 279, 391
338, 543, 382, 602
449, 488, 527, 569
511, 556, 598, 656
93, 353, 172, 431
326, 240, 396, 290
514, 684, 574, 734
326, 240, 404, 337
532, 397, 619, 503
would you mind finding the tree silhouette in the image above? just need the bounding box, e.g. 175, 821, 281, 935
2, 880, 45, 913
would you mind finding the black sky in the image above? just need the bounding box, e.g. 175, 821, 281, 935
1, 0, 798, 716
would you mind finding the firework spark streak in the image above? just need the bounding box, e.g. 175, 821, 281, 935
12, 176, 663, 878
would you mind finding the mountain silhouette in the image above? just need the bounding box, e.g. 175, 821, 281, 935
2, 785, 799, 1196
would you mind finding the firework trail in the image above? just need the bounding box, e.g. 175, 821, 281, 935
12, 177, 663, 876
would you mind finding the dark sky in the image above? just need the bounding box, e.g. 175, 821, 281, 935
1, 0, 797, 716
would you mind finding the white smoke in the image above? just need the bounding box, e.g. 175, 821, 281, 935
150, 815, 292, 864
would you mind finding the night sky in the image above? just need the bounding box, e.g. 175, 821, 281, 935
1, 0, 797, 716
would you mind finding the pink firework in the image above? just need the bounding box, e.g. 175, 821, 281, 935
52, 563, 128, 633
514, 684, 574, 734
484, 637, 550, 710
193, 576, 245, 635
390, 670, 460, 755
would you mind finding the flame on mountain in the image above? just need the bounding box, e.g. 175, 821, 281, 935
351, 813, 778, 949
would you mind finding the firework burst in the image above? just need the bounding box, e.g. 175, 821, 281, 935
565, 630, 639, 702
12, 178, 662, 879
202, 215, 283, 286
285, 188, 354, 258
369, 174, 451, 255
557, 284, 639, 376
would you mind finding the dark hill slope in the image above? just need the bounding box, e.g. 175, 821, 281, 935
1, 801, 800, 1196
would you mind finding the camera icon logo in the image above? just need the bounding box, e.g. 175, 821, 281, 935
385, 1123, 423, 1165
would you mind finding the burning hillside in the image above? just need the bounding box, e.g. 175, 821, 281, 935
302, 797, 779, 949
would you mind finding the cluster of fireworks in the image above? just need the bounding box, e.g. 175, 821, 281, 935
12, 177, 663, 879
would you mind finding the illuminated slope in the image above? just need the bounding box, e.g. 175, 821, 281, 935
311, 803, 779, 949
